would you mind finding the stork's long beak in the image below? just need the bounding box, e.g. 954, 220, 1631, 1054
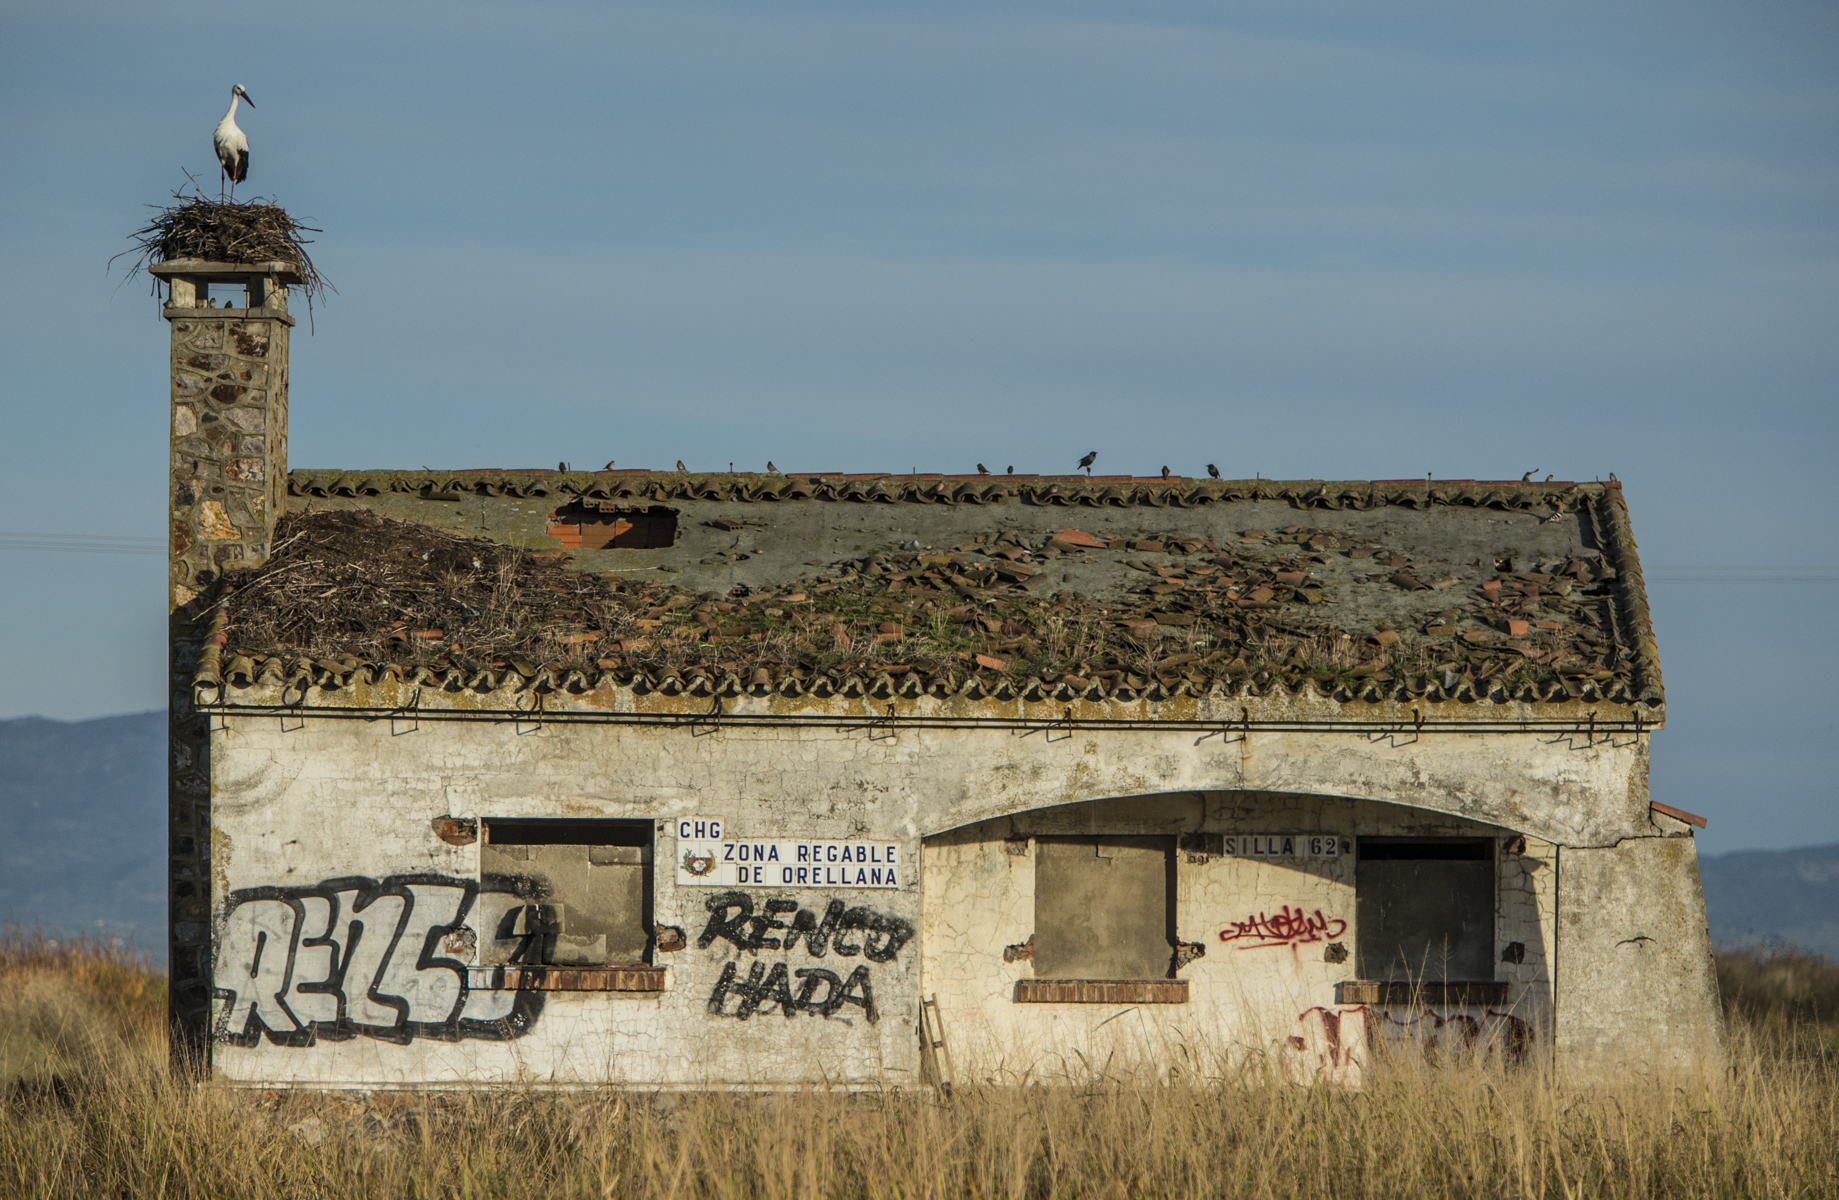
242, 92, 255, 107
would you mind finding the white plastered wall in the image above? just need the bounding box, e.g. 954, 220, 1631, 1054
200, 687, 1674, 1088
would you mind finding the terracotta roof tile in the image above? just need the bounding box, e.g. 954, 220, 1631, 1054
196, 474, 1662, 713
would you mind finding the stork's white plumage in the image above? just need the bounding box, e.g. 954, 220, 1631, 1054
213, 84, 254, 201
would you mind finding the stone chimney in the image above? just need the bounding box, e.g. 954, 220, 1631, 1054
150, 257, 298, 1055
151, 259, 298, 604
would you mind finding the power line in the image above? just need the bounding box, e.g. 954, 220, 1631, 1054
0, 533, 165, 556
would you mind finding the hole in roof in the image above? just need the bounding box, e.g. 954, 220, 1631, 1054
547, 502, 678, 550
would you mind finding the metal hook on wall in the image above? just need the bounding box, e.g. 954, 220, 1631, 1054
512, 688, 547, 736
690, 694, 725, 738
390, 685, 422, 737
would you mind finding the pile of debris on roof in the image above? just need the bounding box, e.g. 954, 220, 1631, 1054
210, 509, 1640, 703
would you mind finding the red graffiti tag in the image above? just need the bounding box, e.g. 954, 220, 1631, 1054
1217, 906, 1347, 949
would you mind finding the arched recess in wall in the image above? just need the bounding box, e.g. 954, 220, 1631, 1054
903, 730, 1642, 849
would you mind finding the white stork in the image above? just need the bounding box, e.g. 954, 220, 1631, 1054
213, 84, 254, 202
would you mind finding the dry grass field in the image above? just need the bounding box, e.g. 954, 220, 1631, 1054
2, 931, 1836, 1199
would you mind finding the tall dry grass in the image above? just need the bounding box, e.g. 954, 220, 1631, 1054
2, 930, 1836, 1199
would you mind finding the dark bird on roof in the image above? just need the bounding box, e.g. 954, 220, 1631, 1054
1006, 465, 1014, 475
213, 84, 253, 202
558, 462, 567, 472
1207, 464, 1220, 479
1544, 474, 1554, 483
1522, 470, 1538, 482
1161, 466, 1171, 479
767, 461, 777, 473
976, 463, 990, 475
1078, 451, 1097, 472
603, 460, 615, 470
676, 460, 687, 471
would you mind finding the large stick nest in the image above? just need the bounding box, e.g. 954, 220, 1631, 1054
118, 191, 330, 303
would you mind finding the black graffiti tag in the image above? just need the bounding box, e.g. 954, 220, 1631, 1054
696, 891, 914, 962
706, 961, 879, 1023
696, 891, 910, 1025
213, 873, 543, 1048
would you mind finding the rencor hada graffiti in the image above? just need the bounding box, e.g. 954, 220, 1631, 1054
696, 891, 915, 1024
214, 874, 542, 1047
1218, 905, 1348, 950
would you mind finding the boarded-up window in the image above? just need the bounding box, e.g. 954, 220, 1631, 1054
1033, 836, 1174, 979
1356, 838, 1494, 981
546, 503, 678, 550
478, 820, 652, 966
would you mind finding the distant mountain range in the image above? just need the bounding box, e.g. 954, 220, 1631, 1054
1699, 843, 1839, 959
0, 711, 1830, 967
0, 711, 166, 961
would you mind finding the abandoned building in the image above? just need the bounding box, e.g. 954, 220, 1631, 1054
158, 254, 1721, 1090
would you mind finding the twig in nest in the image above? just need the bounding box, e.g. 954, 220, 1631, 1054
113, 186, 332, 311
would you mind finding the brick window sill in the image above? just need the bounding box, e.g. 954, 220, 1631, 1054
1013, 979, 1188, 1004
1334, 980, 1509, 1006
469, 965, 667, 993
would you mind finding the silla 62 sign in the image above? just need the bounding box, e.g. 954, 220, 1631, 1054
1220, 834, 1343, 858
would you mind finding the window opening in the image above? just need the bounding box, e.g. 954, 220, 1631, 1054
479, 819, 653, 967
1032, 836, 1175, 979
1355, 837, 1494, 982
546, 502, 678, 550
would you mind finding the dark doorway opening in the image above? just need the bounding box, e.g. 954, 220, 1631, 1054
1355, 837, 1495, 981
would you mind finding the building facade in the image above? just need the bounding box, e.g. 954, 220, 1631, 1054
161, 260, 1721, 1089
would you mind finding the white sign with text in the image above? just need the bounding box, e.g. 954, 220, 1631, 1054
674, 820, 903, 889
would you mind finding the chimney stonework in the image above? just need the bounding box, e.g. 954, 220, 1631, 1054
154, 260, 295, 603
152, 258, 297, 1057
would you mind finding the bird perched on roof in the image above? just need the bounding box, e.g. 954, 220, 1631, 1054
1207, 464, 1220, 479
976, 463, 990, 475
1006, 466, 1014, 475
677, 460, 687, 471
767, 462, 778, 473
1078, 451, 1097, 473
558, 462, 568, 472
1544, 474, 1553, 483
1161, 466, 1171, 479
1522, 470, 1539, 482
603, 460, 616, 470
213, 84, 254, 202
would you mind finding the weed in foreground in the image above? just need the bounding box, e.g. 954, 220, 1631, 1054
2, 932, 1837, 1199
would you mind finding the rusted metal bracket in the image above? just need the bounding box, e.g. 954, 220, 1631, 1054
388, 686, 422, 736
512, 689, 547, 736
689, 695, 724, 737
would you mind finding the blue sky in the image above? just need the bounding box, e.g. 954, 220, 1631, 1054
1, 0, 1834, 850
